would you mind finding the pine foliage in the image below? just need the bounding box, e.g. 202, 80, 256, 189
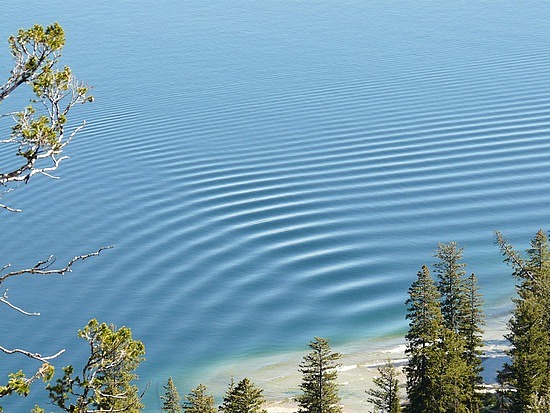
46, 319, 145, 413
405, 265, 445, 413
366, 360, 401, 413
434, 242, 485, 412
183, 384, 216, 413
497, 230, 550, 412
431, 328, 470, 413
161, 377, 182, 413
434, 242, 469, 333
463, 272, 485, 405
297, 337, 342, 413
219, 378, 267, 413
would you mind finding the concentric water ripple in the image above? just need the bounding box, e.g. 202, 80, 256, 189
2, 2, 550, 412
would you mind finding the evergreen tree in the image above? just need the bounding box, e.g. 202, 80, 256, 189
219, 378, 267, 413
297, 337, 342, 413
431, 328, 470, 413
405, 265, 445, 413
161, 377, 182, 413
463, 271, 485, 412
366, 360, 401, 413
434, 242, 484, 412
433, 242, 468, 334
183, 384, 216, 413
496, 230, 550, 412
46, 319, 145, 412
405, 264, 473, 413
505, 291, 549, 412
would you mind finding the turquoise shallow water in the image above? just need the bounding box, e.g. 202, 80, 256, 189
1, 2, 550, 411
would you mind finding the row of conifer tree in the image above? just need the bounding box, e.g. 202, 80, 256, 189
160, 336, 342, 413
161, 229, 550, 413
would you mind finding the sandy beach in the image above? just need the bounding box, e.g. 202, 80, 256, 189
206, 312, 511, 413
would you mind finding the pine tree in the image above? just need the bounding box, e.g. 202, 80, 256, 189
434, 242, 484, 412
496, 230, 550, 412
505, 290, 549, 412
297, 337, 342, 413
431, 328, 470, 413
183, 384, 216, 413
46, 319, 145, 413
433, 242, 468, 333
161, 377, 182, 413
405, 265, 445, 413
463, 272, 485, 412
366, 360, 401, 413
219, 378, 267, 413
0, 22, 94, 412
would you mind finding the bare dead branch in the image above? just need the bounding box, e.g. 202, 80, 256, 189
0, 188, 22, 212
62, 120, 86, 148
0, 345, 65, 363
0, 290, 40, 316
0, 203, 22, 213
0, 246, 114, 283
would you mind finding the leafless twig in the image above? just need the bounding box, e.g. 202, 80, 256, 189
0, 290, 40, 316
0, 246, 113, 320
0, 246, 114, 283
0, 246, 113, 368
0, 345, 65, 363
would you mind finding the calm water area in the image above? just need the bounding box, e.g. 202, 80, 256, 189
1, 2, 550, 411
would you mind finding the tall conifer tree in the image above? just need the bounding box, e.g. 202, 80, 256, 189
432, 328, 470, 413
434, 242, 468, 333
219, 378, 267, 413
497, 230, 550, 412
297, 337, 342, 413
463, 272, 485, 412
405, 264, 473, 413
434, 242, 484, 412
405, 265, 445, 413
161, 377, 182, 413
183, 384, 216, 413
367, 360, 401, 413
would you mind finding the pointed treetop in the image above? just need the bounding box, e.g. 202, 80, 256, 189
161, 376, 182, 413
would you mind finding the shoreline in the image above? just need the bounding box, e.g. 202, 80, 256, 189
189, 309, 511, 413
229, 313, 510, 413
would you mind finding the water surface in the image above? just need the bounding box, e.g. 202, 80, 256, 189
1, 2, 550, 411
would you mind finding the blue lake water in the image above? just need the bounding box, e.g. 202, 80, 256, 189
1, 1, 550, 411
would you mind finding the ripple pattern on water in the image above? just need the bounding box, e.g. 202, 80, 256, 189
46, 50, 548, 363
2, 4, 550, 411
47, 51, 550, 363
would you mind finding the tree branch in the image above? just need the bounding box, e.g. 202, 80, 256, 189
0, 189, 22, 212
0, 346, 65, 363
0, 246, 114, 283
0, 23, 92, 212
495, 231, 533, 280
0, 289, 40, 316
0, 203, 22, 213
